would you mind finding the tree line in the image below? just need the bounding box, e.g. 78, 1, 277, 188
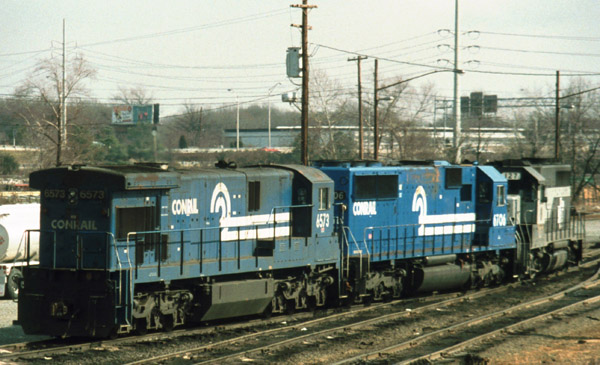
0, 54, 599, 203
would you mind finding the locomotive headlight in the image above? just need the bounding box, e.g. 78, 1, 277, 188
68, 189, 78, 205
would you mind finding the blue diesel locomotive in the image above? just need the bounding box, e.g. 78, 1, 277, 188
317, 160, 516, 302
17, 160, 584, 338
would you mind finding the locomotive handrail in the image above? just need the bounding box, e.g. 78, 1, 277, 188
266, 204, 313, 224
361, 218, 503, 264
25, 229, 55, 268
125, 219, 293, 243
125, 216, 296, 277
72, 231, 118, 271
11, 229, 39, 267
73, 231, 130, 321
339, 226, 367, 278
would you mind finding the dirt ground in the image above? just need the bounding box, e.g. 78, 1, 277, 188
474, 305, 600, 364
472, 219, 600, 364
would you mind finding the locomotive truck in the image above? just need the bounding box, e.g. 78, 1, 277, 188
17, 160, 584, 338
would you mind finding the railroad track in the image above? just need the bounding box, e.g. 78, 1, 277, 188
338, 268, 600, 364
398, 291, 600, 364
123, 286, 511, 365
0, 289, 470, 363
130, 266, 600, 364
2, 258, 599, 364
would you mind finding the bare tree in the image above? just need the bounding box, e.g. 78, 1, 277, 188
303, 69, 354, 159
361, 78, 437, 160
559, 79, 600, 203
390, 83, 437, 160
14, 54, 96, 166
504, 80, 600, 203
175, 103, 204, 147
113, 86, 154, 105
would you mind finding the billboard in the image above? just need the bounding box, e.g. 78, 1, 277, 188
112, 104, 158, 125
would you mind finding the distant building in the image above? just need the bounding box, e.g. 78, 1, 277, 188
223, 127, 298, 148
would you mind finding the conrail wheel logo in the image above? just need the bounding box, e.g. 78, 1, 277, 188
210, 182, 231, 222
411, 185, 475, 237
412, 185, 428, 219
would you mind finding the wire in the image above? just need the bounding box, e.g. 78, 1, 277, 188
80, 48, 285, 70
478, 31, 600, 42
0, 48, 53, 57
77, 9, 289, 48
310, 43, 454, 71
479, 46, 600, 58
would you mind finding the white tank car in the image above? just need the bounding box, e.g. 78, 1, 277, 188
0, 203, 40, 262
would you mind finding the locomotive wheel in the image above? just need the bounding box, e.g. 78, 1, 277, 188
6, 269, 23, 300
161, 314, 174, 332
134, 318, 148, 335
285, 299, 295, 315
306, 295, 317, 311
108, 326, 119, 340
261, 302, 273, 319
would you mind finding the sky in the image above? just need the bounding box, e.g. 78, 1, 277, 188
2, 0, 600, 120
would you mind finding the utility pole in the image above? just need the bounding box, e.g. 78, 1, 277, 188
452, 0, 461, 164
267, 82, 281, 149
348, 55, 367, 160
555, 70, 560, 161
291, 0, 316, 166
57, 18, 67, 167
373, 59, 379, 160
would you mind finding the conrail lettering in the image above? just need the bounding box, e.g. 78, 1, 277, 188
352, 201, 377, 216
51, 219, 98, 230
172, 198, 199, 216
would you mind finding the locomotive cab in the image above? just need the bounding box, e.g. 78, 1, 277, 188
474, 166, 515, 248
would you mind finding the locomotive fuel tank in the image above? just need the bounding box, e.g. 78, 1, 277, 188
413, 263, 472, 293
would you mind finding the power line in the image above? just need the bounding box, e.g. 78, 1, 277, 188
480, 45, 600, 58
76, 9, 289, 48
478, 31, 600, 42
0, 48, 53, 57
310, 42, 455, 72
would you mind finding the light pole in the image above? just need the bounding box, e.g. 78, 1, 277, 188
228, 89, 240, 150
268, 82, 281, 149
453, 0, 460, 163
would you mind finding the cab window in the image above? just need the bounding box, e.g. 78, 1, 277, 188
496, 185, 506, 206
319, 187, 330, 210
248, 181, 260, 212
478, 182, 492, 203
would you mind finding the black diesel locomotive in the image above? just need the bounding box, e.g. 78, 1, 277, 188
17, 160, 584, 338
